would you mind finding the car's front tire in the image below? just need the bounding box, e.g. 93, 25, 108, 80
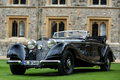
100, 53, 111, 71
58, 50, 74, 75
10, 65, 26, 75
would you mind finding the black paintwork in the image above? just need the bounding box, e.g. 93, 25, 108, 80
7, 35, 115, 68
7, 44, 26, 61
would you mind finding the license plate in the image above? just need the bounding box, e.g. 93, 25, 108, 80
23, 61, 39, 65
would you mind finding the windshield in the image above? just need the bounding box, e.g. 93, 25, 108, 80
52, 30, 87, 39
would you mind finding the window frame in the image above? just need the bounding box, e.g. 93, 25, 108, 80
46, 16, 69, 37
88, 0, 112, 6
6, 16, 29, 39
92, 0, 108, 5
10, 19, 26, 38
46, 0, 70, 6
50, 0, 67, 5
87, 17, 112, 43
50, 20, 66, 37
90, 21, 108, 37
10, 0, 28, 5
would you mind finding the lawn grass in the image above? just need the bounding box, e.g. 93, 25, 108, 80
0, 60, 120, 80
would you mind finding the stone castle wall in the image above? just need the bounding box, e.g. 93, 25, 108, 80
0, 0, 120, 59
42, 8, 120, 43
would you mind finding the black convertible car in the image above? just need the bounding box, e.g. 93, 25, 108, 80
7, 30, 115, 75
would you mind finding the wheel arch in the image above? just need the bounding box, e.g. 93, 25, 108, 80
108, 51, 114, 62
102, 45, 115, 62
66, 48, 77, 61
7, 43, 26, 61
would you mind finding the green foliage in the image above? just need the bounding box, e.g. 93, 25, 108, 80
0, 60, 120, 80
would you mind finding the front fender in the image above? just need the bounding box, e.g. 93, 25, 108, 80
102, 45, 108, 57
7, 43, 26, 61
45, 42, 67, 60
101, 45, 115, 62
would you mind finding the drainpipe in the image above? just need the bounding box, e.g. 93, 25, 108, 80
36, 0, 39, 40
39, 0, 42, 39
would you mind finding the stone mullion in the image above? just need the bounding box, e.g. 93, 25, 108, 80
99, 0, 101, 5
58, 0, 60, 5
57, 21, 59, 32
19, 0, 20, 4
64, 20, 67, 31
98, 22, 100, 36
17, 20, 20, 37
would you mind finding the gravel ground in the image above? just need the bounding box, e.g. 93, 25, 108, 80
0, 56, 9, 60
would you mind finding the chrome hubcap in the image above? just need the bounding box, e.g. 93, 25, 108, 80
66, 59, 71, 68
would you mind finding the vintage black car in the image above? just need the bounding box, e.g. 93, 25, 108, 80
7, 30, 115, 75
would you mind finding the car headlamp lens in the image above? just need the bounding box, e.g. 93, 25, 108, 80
28, 40, 36, 49
47, 39, 56, 48
37, 44, 42, 50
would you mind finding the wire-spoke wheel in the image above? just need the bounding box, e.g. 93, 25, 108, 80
100, 53, 111, 71
58, 50, 74, 75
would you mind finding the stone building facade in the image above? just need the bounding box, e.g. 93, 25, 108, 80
0, 0, 120, 60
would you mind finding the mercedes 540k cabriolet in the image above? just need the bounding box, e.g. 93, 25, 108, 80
7, 30, 115, 75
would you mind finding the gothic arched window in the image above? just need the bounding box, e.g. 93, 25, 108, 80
12, 21, 18, 37
19, 21, 25, 37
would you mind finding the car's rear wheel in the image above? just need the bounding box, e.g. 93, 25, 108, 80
100, 53, 111, 71
10, 65, 26, 75
58, 50, 74, 75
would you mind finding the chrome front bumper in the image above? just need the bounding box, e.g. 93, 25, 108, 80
7, 60, 61, 66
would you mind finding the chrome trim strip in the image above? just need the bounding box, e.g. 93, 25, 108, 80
40, 60, 61, 65
7, 60, 22, 65
7, 60, 61, 65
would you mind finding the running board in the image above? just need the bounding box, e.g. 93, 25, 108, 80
90, 61, 104, 64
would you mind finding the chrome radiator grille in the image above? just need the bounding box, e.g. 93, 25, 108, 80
36, 40, 50, 60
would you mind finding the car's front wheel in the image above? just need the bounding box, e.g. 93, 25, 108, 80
100, 53, 111, 71
58, 50, 74, 75
10, 65, 26, 75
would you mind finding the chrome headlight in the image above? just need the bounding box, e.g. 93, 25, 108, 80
37, 44, 42, 50
28, 39, 36, 49
47, 39, 56, 48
